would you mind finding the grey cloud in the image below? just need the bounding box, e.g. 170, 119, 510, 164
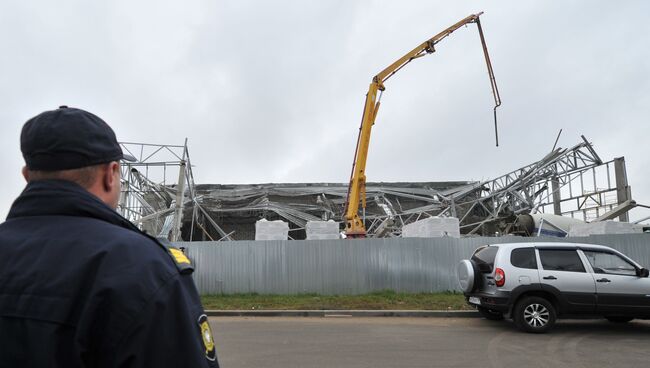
1, 0, 649, 222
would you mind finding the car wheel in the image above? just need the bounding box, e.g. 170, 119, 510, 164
477, 306, 504, 321
514, 296, 556, 333
605, 316, 634, 323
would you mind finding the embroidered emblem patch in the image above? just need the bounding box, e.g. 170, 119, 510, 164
198, 314, 216, 361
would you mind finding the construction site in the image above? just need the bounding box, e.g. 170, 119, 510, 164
7, 4, 650, 367
116, 13, 649, 244
116, 134, 649, 243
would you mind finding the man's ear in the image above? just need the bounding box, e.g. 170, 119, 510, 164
102, 162, 120, 192
22, 166, 30, 182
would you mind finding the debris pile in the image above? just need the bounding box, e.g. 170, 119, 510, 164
118, 137, 645, 241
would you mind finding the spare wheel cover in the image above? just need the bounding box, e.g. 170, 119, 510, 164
457, 260, 475, 292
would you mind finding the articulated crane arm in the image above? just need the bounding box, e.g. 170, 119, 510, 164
343, 12, 501, 237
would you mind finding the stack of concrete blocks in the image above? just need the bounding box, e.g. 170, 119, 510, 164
568, 220, 644, 237
305, 220, 340, 240
402, 216, 460, 238
255, 219, 289, 240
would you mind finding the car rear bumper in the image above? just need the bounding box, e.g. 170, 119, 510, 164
464, 291, 512, 312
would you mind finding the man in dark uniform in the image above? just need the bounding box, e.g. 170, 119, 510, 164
0, 106, 220, 367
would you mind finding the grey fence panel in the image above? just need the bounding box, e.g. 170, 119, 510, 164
177, 233, 650, 295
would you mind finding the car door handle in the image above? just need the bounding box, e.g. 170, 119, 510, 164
597, 278, 611, 283
543, 276, 557, 280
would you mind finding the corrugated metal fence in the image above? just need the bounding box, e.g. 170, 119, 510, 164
177, 234, 650, 295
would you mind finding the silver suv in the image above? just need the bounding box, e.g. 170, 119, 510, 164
457, 242, 650, 333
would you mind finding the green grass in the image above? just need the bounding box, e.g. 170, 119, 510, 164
200, 290, 471, 310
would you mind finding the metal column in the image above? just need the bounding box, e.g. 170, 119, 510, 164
171, 160, 187, 241
551, 176, 562, 215
614, 157, 631, 222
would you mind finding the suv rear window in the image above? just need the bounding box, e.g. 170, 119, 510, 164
538, 249, 585, 272
511, 248, 537, 269
472, 246, 498, 271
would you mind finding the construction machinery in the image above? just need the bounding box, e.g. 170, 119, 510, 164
343, 12, 501, 237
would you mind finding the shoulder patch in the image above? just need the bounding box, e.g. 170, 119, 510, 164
156, 237, 195, 275
198, 314, 217, 361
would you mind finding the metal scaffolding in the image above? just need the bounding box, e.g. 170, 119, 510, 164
118, 140, 235, 241
118, 140, 195, 240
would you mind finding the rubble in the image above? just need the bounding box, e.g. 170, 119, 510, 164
117, 137, 646, 241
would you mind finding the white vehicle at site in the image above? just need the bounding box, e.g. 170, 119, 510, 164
457, 242, 650, 333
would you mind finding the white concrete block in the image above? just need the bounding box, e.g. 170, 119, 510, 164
306, 220, 340, 240
255, 219, 289, 240
568, 220, 644, 237
402, 216, 460, 238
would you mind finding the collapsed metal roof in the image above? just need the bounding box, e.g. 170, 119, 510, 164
118, 137, 642, 240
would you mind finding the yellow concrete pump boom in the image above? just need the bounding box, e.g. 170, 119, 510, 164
343, 12, 501, 238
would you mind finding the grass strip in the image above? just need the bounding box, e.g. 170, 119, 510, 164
201, 290, 471, 310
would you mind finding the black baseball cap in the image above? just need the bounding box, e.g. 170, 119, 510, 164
20, 106, 136, 171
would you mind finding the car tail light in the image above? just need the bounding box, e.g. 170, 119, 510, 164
494, 268, 505, 287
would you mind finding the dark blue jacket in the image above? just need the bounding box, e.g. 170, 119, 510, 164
0, 180, 219, 367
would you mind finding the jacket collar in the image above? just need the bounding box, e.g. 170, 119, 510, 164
7, 179, 136, 231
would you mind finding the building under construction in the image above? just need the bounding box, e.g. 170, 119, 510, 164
117, 136, 648, 241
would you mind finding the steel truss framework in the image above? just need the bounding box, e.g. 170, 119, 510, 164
119, 137, 639, 240
118, 140, 236, 241
344, 136, 634, 237
119, 141, 193, 240
436, 137, 629, 235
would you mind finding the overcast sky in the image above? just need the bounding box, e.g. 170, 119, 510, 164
1, 0, 649, 222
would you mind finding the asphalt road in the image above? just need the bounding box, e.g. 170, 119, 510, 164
210, 317, 650, 368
